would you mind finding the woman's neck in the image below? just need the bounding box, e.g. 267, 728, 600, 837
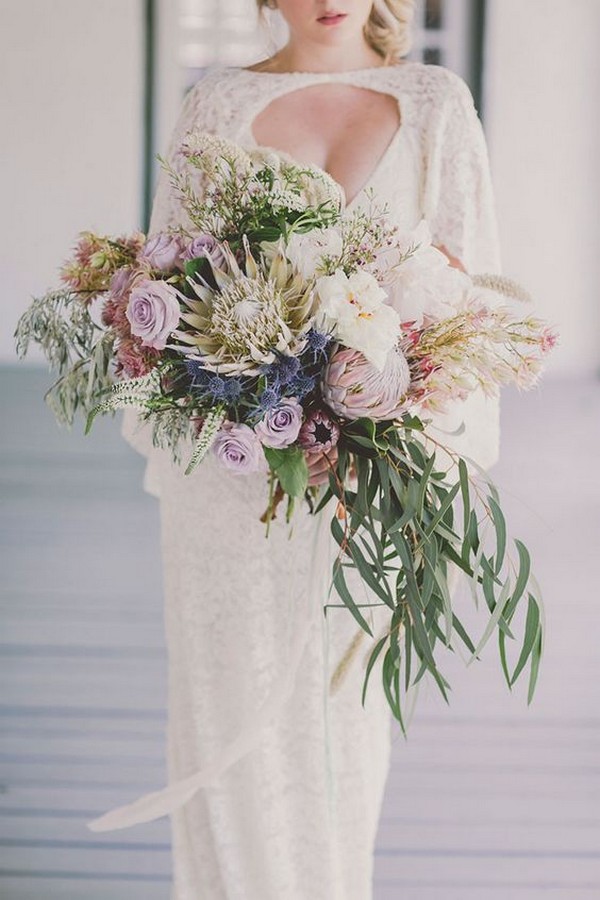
260, 39, 386, 74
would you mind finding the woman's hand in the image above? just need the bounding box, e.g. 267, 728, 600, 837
433, 242, 467, 273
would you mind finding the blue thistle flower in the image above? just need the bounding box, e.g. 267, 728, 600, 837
263, 353, 302, 386
186, 358, 210, 388
305, 329, 332, 361
288, 373, 316, 399
206, 374, 227, 401
258, 386, 281, 411
222, 378, 243, 402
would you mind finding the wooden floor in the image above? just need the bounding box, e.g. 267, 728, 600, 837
1, 365, 599, 899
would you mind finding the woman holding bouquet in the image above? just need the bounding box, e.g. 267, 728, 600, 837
94, 1, 503, 897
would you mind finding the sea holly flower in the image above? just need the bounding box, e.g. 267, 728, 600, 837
255, 398, 303, 449
298, 409, 340, 453
315, 269, 401, 370
212, 421, 266, 475
304, 328, 333, 361
126, 279, 181, 350
263, 353, 302, 386
322, 346, 411, 421
288, 372, 316, 400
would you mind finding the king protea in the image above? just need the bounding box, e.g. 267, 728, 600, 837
172, 237, 318, 375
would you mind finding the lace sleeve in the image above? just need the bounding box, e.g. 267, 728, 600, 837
120, 76, 214, 495
424, 69, 502, 276
422, 69, 503, 471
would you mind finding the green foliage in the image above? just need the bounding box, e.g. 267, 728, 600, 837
264, 446, 309, 498
324, 417, 545, 735
14, 290, 116, 426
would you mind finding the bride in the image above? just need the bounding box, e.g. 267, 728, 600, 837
89, 2, 502, 898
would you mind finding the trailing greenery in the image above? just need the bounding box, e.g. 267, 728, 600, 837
315, 416, 544, 735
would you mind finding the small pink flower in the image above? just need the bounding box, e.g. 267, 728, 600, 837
115, 336, 160, 378
541, 327, 559, 354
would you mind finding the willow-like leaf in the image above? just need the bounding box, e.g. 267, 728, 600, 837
331, 525, 374, 637
362, 634, 389, 707
509, 593, 542, 686
467, 578, 512, 664
489, 497, 507, 575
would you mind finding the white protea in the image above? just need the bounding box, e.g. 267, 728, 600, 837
171, 236, 318, 375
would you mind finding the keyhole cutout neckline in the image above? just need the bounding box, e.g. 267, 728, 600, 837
241, 77, 405, 213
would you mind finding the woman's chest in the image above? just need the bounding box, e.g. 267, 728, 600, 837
214, 74, 426, 226
249, 84, 402, 205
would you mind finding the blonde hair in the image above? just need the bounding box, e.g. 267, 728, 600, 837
255, 1, 415, 64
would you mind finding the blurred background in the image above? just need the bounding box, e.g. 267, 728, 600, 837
1, 1, 599, 897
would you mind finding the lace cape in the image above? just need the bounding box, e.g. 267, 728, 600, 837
123, 60, 503, 493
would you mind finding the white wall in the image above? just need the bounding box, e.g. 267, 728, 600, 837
484, 0, 600, 375
1, 0, 143, 363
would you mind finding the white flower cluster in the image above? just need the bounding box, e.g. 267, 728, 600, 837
378, 219, 471, 326
315, 269, 401, 371
181, 131, 253, 180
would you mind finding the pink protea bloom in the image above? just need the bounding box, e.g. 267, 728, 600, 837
298, 409, 340, 453
322, 346, 411, 421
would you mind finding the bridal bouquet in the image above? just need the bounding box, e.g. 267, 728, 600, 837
15, 132, 557, 731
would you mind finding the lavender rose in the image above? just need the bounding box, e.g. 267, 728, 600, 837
183, 233, 226, 269
322, 346, 411, 421
139, 233, 185, 271
126, 279, 181, 350
108, 265, 136, 299
255, 398, 303, 449
212, 421, 266, 475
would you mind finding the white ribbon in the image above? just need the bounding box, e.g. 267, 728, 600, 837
87, 506, 333, 833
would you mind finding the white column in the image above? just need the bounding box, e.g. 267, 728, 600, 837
3, 0, 144, 363
484, 0, 600, 374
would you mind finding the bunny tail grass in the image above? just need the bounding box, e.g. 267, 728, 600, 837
472, 274, 533, 305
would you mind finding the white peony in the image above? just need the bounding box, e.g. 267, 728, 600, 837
381, 219, 472, 326
315, 269, 401, 371
285, 227, 343, 279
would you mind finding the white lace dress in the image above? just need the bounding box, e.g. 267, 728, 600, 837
87, 61, 502, 900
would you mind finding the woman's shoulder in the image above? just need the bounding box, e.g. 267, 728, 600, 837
174, 66, 249, 132
177, 60, 475, 128
393, 60, 474, 104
